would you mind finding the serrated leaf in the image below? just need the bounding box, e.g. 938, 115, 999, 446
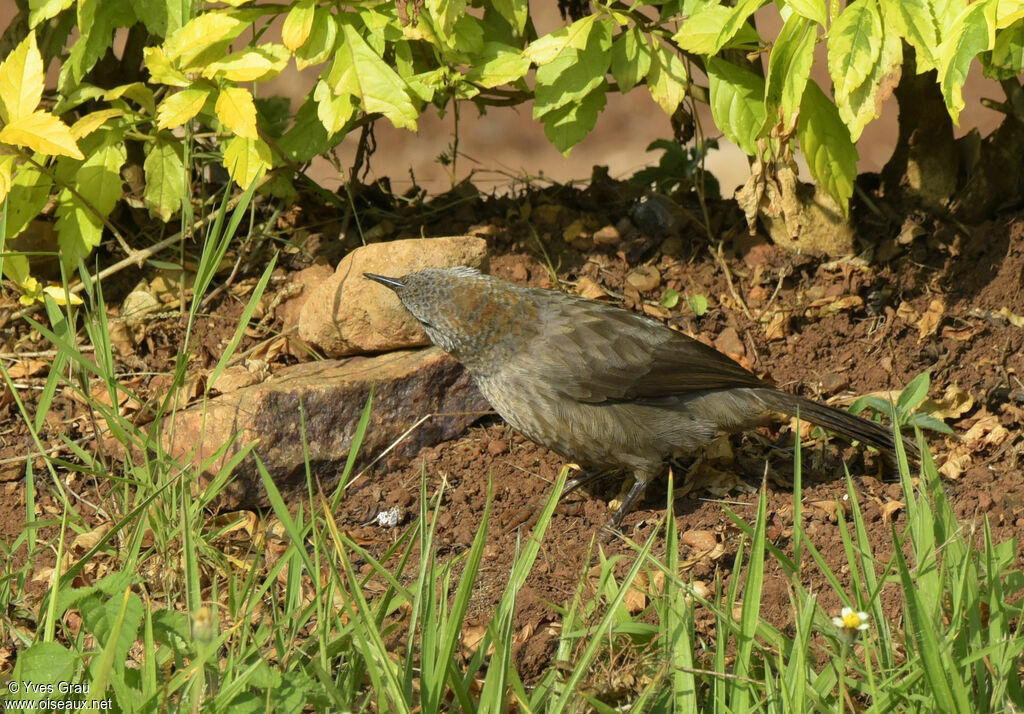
59, 0, 136, 92
764, 13, 816, 133
2, 164, 51, 241
74, 127, 127, 217
313, 80, 355, 134
524, 14, 599, 65
647, 44, 689, 115
541, 85, 607, 154
533, 18, 612, 119
797, 81, 857, 214
70, 109, 125, 140
215, 86, 259, 139
142, 47, 190, 88
707, 57, 766, 155
278, 97, 334, 163
465, 42, 531, 88
155, 87, 211, 130
103, 82, 156, 116
673, 0, 765, 55
937, 1, 995, 123
143, 139, 185, 222
327, 22, 419, 130
222, 135, 271, 188
610, 27, 652, 92
133, 0, 184, 36
0, 111, 84, 159
201, 45, 289, 82
837, 25, 902, 141
282, 0, 315, 51
828, 1, 883, 102
295, 7, 338, 70
0, 33, 45, 123
29, 0, 75, 28
164, 11, 251, 67
880, 0, 941, 71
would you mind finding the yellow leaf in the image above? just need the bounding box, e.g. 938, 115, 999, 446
156, 87, 211, 130
71, 108, 125, 139
215, 86, 258, 139
18, 276, 41, 305
282, 0, 315, 51
313, 80, 354, 134
0, 153, 13, 204
0, 33, 44, 123
0, 111, 84, 159
201, 45, 289, 82
142, 47, 190, 88
222, 135, 270, 188
164, 12, 248, 67
42, 285, 83, 305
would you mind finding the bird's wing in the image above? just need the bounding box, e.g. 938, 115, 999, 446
536, 292, 766, 403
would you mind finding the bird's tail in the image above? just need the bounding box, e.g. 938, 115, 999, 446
754, 389, 919, 460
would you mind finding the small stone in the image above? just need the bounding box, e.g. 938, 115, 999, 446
820, 372, 850, 395
714, 327, 745, 361
593, 224, 621, 246
681, 529, 717, 551
625, 265, 661, 292
487, 439, 508, 455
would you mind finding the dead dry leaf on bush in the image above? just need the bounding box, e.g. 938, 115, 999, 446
920, 383, 974, 420
803, 295, 863, 319
916, 299, 945, 341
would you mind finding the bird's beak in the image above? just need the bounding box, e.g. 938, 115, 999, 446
363, 273, 405, 290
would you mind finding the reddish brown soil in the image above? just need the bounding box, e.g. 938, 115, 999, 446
1, 181, 1022, 685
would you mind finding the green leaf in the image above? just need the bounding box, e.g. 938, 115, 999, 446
55, 192, 103, 275
58, 0, 136, 92
764, 13, 816, 133
164, 10, 253, 68
427, 0, 467, 38
687, 293, 708, 316
646, 44, 689, 115
786, 0, 827, 26
143, 137, 185, 222
937, 1, 995, 123
828, 1, 883, 103
2, 163, 52, 241
797, 81, 858, 214
328, 20, 419, 130
611, 27, 652, 92
465, 42, 531, 88
492, 0, 528, 35
80, 589, 144, 676
987, 18, 1024, 77
541, 86, 607, 155
837, 23, 902, 141
707, 57, 766, 155
131, 0, 185, 36
295, 7, 338, 70
313, 80, 355, 134
879, 0, 942, 71
533, 18, 612, 119
278, 97, 334, 163
11, 642, 76, 701
673, 0, 766, 55
660, 288, 680, 308
29, 0, 75, 28
897, 371, 931, 412
74, 127, 127, 217
524, 14, 601, 65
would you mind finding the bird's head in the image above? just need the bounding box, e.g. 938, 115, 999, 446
364, 266, 497, 358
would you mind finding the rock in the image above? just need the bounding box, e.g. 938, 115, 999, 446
164, 347, 489, 510
593, 224, 621, 246
298, 236, 488, 356
276, 263, 334, 336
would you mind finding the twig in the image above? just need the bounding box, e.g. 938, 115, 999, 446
710, 242, 752, 320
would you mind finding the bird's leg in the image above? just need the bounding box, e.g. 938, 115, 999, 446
599, 471, 653, 540
562, 468, 614, 497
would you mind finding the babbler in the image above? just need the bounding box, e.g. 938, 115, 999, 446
365, 267, 916, 533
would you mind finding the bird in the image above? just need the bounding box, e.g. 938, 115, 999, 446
364, 267, 917, 534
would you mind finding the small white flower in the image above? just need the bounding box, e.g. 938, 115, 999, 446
832, 607, 870, 641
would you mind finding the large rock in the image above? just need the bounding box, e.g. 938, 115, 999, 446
165, 348, 489, 509
299, 236, 488, 356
